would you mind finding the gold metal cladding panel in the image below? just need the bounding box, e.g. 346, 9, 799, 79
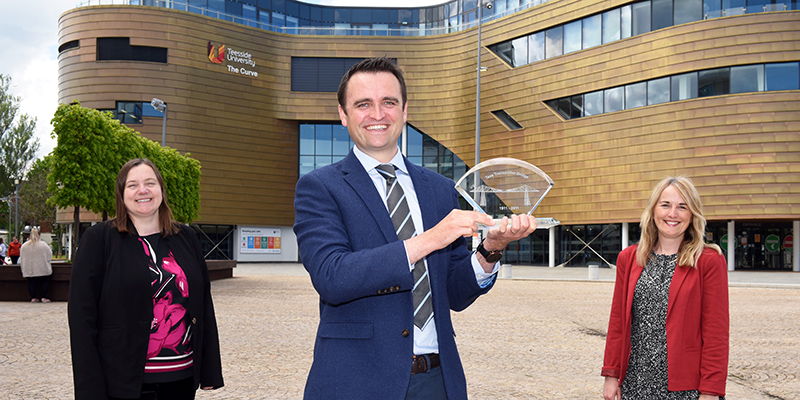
58, 5, 800, 226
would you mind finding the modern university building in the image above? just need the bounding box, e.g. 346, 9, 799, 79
57, 0, 800, 270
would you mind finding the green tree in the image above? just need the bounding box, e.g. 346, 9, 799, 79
20, 156, 56, 228
48, 102, 201, 256
0, 74, 40, 187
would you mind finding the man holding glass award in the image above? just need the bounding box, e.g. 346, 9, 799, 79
293, 57, 541, 400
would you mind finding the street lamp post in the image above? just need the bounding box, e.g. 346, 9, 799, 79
475, 1, 493, 167
14, 179, 19, 239
151, 98, 167, 146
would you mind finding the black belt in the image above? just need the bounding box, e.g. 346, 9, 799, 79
411, 353, 440, 374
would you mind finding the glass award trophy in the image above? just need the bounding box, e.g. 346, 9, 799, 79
454, 158, 559, 228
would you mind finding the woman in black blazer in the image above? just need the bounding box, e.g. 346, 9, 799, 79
68, 158, 224, 399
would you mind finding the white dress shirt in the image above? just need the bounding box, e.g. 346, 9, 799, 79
352, 146, 498, 355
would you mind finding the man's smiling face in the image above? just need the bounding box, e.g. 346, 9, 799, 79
338, 71, 407, 163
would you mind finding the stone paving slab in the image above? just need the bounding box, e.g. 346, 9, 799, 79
0, 275, 798, 399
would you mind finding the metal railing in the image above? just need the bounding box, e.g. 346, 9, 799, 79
75, 0, 552, 37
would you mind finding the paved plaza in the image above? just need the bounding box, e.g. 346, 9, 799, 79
1, 265, 799, 399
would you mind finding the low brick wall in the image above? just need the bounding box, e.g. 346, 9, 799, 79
0, 260, 236, 302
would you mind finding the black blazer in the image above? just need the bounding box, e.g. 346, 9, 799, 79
68, 221, 223, 399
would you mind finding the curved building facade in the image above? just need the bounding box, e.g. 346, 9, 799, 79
57, 0, 800, 269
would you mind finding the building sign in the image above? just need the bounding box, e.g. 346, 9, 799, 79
785, 235, 794, 250
241, 227, 281, 253
208, 41, 259, 78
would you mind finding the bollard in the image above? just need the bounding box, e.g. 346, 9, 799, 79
501, 264, 512, 279
588, 263, 600, 280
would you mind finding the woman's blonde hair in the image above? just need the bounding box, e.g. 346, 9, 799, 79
29, 228, 41, 244
636, 176, 722, 267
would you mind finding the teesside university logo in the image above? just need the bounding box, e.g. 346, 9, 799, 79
208, 41, 225, 64
207, 41, 259, 77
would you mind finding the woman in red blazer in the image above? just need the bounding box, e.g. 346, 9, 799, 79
602, 176, 729, 399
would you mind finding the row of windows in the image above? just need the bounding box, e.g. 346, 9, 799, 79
100, 101, 165, 124
490, 0, 799, 67
291, 57, 366, 92
545, 62, 799, 119
126, 0, 552, 36
96, 37, 168, 63
299, 123, 467, 180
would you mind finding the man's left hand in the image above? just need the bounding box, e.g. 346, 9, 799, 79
477, 214, 537, 271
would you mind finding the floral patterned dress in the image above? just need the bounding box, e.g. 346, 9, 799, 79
621, 252, 702, 400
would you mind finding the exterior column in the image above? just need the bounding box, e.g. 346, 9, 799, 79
794, 220, 799, 272
67, 224, 73, 261
549, 227, 556, 267
727, 220, 735, 271
622, 222, 629, 251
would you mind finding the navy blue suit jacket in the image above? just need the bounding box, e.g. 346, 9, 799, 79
294, 150, 495, 400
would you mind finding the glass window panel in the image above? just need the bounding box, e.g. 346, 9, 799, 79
491, 41, 514, 65
563, 20, 582, 54
299, 156, 314, 177
570, 95, 584, 118
698, 67, 730, 97
651, 0, 673, 30
621, 5, 632, 38
584, 91, 604, 116
604, 87, 624, 113
260, 10, 270, 29
512, 36, 528, 66
704, 0, 722, 18
557, 98, 571, 118
352, 9, 370, 23
746, 0, 770, 14
315, 155, 332, 169
286, 16, 299, 33
603, 9, 621, 43
272, 0, 285, 12
207, 0, 224, 12
373, 9, 388, 23
315, 124, 332, 154
299, 124, 314, 155
632, 1, 652, 35
332, 124, 350, 155
286, 0, 298, 16
765, 62, 800, 90
545, 26, 563, 58
243, 4, 257, 26
309, 5, 322, 22
583, 14, 601, 48
675, 0, 703, 24
671, 72, 698, 100
625, 82, 647, 109
730, 64, 764, 93
408, 156, 423, 168
647, 77, 671, 105
334, 8, 350, 23
722, 0, 746, 15
528, 31, 545, 62
407, 126, 423, 156
273, 11, 285, 28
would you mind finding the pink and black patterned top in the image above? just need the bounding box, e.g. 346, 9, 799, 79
139, 233, 194, 383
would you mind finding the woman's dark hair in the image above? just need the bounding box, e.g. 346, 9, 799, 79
112, 158, 179, 236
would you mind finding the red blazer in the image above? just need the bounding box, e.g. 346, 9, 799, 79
602, 245, 729, 397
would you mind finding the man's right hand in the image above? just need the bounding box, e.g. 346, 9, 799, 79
405, 210, 493, 264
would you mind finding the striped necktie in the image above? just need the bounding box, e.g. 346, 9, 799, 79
375, 164, 433, 330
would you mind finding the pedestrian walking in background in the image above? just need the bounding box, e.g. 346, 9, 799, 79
602, 176, 729, 400
0, 237, 7, 264
20, 228, 53, 303
8, 236, 21, 264
68, 158, 224, 400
